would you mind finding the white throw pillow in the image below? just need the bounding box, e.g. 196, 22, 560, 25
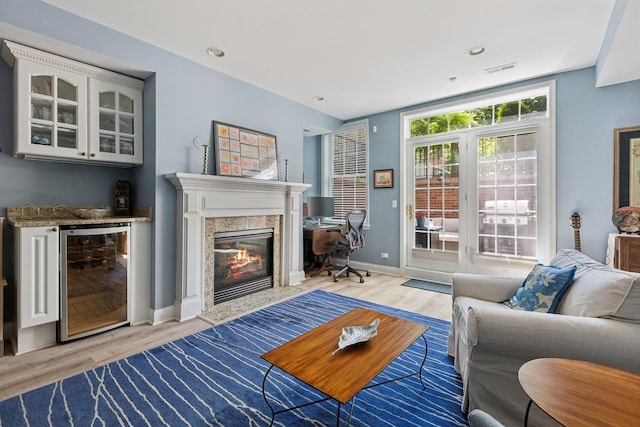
552, 249, 640, 322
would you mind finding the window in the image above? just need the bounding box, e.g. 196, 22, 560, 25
410, 93, 548, 136
403, 82, 554, 270
322, 120, 369, 222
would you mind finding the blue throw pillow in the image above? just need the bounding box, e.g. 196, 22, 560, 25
502, 264, 577, 313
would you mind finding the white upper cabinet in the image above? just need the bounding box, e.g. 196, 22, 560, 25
14, 59, 88, 161
89, 80, 143, 165
2, 40, 144, 167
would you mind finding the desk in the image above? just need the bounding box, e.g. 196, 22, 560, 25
518, 358, 640, 427
303, 224, 342, 276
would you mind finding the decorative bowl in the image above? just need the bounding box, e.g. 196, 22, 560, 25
71, 207, 113, 219
332, 318, 380, 355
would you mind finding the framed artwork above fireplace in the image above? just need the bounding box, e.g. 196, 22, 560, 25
212, 121, 279, 180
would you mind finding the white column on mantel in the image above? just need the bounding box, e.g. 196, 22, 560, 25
165, 173, 311, 321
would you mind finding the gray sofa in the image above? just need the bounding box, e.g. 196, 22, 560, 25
448, 249, 640, 426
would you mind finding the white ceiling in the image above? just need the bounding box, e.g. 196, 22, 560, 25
40, 0, 639, 121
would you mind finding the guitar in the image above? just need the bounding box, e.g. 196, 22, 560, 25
570, 212, 582, 251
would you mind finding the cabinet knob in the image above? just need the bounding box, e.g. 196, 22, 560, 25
80, 152, 87, 157
52, 227, 58, 232
90, 153, 96, 158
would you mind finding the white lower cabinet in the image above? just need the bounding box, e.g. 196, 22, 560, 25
14, 226, 59, 354
12, 221, 151, 354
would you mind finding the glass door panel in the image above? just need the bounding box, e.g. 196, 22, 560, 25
60, 225, 129, 342
477, 131, 538, 258
405, 136, 465, 279
57, 79, 77, 101
99, 90, 136, 156
413, 142, 460, 253
119, 115, 133, 134
30, 124, 52, 145
30, 75, 52, 96
120, 137, 134, 156
99, 91, 116, 109
99, 111, 116, 131
99, 135, 116, 153
29, 74, 79, 151
58, 128, 77, 149
31, 98, 53, 121
119, 94, 133, 113
57, 103, 77, 125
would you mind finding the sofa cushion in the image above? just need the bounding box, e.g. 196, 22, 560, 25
552, 249, 640, 322
502, 263, 576, 312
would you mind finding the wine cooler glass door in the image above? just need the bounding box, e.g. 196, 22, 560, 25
59, 224, 130, 342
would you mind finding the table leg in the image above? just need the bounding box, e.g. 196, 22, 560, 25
418, 334, 429, 389
346, 396, 356, 426
524, 399, 533, 427
262, 364, 276, 426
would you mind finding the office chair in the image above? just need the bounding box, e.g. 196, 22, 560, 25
327, 209, 371, 283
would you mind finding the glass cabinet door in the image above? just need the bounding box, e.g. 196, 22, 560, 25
98, 90, 136, 157
29, 73, 79, 151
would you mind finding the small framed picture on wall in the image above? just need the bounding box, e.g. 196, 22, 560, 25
373, 169, 394, 188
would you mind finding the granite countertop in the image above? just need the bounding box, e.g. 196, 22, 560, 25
6, 205, 153, 227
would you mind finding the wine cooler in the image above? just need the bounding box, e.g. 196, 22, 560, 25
59, 223, 130, 342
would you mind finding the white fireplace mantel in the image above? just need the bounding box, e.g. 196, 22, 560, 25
166, 172, 311, 321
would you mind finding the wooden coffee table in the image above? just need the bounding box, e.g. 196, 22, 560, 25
261, 307, 429, 426
519, 358, 640, 427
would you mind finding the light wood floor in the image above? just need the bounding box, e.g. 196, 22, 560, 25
0, 272, 452, 401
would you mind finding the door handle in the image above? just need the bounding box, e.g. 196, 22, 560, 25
407, 204, 413, 220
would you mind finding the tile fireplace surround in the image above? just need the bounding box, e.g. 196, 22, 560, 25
166, 173, 311, 321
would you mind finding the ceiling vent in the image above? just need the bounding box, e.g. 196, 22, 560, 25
484, 62, 517, 74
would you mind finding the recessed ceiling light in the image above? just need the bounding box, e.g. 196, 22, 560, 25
312, 96, 325, 101
467, 46, 486, 56
207, 47, 225, 57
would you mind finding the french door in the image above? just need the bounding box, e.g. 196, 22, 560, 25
402, 125, 550, 281
404, 135, 466, 282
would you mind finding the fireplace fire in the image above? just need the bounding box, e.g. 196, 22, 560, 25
213, 228, 274, 304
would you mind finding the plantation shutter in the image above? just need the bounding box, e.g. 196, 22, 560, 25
322, 121, 369, 221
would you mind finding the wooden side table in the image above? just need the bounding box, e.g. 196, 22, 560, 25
615, 234, 640, 273
518, 358, 640, 426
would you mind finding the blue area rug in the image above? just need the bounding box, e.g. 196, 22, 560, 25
401, 279, 453, 295
0, 290, 465, 426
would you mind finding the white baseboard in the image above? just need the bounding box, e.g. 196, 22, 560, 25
151, 305, 178, 325
349, 260, 401, 277
288, 269, 306, 286
400, 266, 453, 284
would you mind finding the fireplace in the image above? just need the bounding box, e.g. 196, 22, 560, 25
214, 229, 274, 304
166, 172, 311, 321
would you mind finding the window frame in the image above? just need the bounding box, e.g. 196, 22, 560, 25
401, 81, 556, 274
322, 119, 370, 226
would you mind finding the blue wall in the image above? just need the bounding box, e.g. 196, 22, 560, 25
0, 0, 342, 315
305, 68, 640, 266
302, 135, 322, 198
